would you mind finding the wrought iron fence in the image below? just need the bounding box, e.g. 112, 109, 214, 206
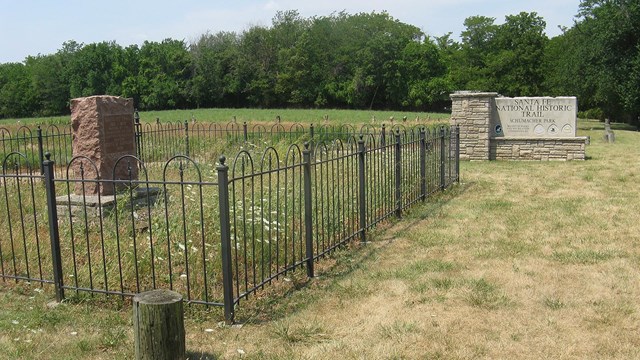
0, 124, 459, 323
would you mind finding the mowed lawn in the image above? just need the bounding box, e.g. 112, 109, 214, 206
1, 119, 639, 359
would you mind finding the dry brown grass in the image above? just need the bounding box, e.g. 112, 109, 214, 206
182, 120, 640, 359
2, 119, 639, 359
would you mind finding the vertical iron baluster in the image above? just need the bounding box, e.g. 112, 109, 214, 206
43, 153, 64, 301
357, 136, 366, 243
177, 162, 191, 301
456, 126, 460, 183
440, 126, 446, 190
303, 143, 314, 277
395, 130, 402, 218
79, 162, 94, 294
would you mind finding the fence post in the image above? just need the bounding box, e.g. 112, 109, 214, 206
302, 143, 314, 277
309, 123, 315, 153
217, 156, 235, 324
134, 110, 142, 159
357, 135, 367, 243
395, 130, 402, 218
243, 121, 248, 142
381, 123, 386, 148
455, 125, 460, 183
133, 289, 185, 360
43, 153, 64, 302
419, 127, 427, 201
184, 120, 190, 157
37, 125, 44, 175
440, 126, 446, 190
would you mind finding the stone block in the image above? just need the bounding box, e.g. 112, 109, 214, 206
71, 96, 136, 195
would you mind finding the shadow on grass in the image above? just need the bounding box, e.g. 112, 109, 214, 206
186, 350, 220, 359
232, 181, 469, 325
377, 181, 471, 242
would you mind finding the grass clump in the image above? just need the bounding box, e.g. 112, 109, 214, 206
465, 278, 511, 309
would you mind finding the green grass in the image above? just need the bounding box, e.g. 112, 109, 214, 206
0, 107, 449, 127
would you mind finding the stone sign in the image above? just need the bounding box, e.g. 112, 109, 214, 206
450, 91, 587, 161
71, 95, 136, 195
493, 97, 577, 138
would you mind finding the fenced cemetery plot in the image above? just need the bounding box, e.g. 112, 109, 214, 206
0, 118, 459, 323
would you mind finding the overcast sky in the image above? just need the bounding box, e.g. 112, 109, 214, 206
0, 0, 581, 64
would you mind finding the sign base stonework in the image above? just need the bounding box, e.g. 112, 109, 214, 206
70, 96, 137, 195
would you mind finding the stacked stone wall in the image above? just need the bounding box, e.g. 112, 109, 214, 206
450, 92, 497, 160
490, 138, 586, 161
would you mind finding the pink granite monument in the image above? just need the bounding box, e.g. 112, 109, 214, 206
71, 95, 137, 195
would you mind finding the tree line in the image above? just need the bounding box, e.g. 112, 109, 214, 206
0, 0, 638, 124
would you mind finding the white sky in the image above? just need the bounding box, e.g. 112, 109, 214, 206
0, 0, 581, 63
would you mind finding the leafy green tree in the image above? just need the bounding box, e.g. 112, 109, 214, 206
0, 63, 37, 118
190, 31, 241, 108
237, 26, 278, 107
137, 39, 191, 110
25, 54, 69, 115
454, 16, 499, 91
400, 39, 450, 109
66, 41, 126, 98
491, 12, 548, 96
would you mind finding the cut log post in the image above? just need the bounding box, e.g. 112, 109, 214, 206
133, 289, 185, 360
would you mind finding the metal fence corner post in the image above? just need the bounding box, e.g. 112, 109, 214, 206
184, 120, 190, 157
243, 122, 248, 142
36, 125, 44, 175
134, 109, 142, 159
43, 153, 64, 302
216, 156, 235, 324
419, 127, 427, 201
309, 123, 315, 155
440, 126, 446, 190
302, 143, 314, 277
357, 135, 367, 243
381, 123, 386, 148
395, 130, 402, 218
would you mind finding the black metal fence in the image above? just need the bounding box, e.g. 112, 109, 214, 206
0, 124, 459, 323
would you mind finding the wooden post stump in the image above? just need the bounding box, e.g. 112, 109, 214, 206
133, 289, 185, 360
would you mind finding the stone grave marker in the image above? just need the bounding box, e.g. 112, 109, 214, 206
70, 95, 137, 195
58, 95, 159, 217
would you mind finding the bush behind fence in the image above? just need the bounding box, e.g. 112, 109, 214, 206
0, 124, 459, 323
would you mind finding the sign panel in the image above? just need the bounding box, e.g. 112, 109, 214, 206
493, 97, 577, 137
